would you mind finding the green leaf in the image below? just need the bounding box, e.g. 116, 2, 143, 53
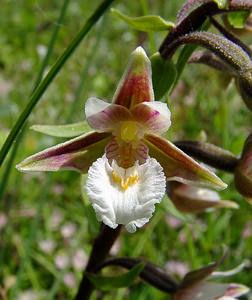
227, 11, 250, 29
176, 44, 198, 84
30, 121, 91, 138
111, 8, 174, 32
213, 0, 228, 9
87, 263, 145, 291
151, 53, 177, 100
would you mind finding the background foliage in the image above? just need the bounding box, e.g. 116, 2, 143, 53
0, 0, 251, 299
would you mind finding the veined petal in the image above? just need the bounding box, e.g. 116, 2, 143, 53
86, 155, 166, 232
145, 134, 227, 190
16, 131, 110, 173
112, 47, 154, 109
131, 101, 171, 134
85, 97, 131, 132
105, 137, 148, 168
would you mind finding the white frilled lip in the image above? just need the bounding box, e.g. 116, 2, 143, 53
85, 97, 171, 136
86, 155, 166, 233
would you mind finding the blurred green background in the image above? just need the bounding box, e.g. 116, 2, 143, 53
0, 0, 251, 299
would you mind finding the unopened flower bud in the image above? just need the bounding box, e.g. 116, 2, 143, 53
171, 253, 249, 300
167, 182, 238, 213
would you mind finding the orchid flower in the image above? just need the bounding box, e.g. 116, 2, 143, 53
172, 256, 249, 300
17, 47, 226, 232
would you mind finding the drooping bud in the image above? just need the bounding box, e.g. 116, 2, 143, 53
167, 182, 238, 213
171, 251, 249, 300
174, 140, 239, 173
234, 133, 252, 202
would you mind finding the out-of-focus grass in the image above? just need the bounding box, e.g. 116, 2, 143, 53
0, 1, 252, 299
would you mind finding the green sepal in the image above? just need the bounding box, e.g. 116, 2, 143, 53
87, 263, 145, 291
151, 53, 177, 100
111, 8, 174, 32
30, 121, 91, 138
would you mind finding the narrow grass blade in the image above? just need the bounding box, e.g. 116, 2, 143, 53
0, 0, 115, 166
0, 0, 70, 199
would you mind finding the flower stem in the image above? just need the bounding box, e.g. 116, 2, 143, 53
74, 225, 122, 300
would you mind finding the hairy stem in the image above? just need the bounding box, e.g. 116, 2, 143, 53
174, 140, 239, 172
160, 31, 251, 72
210, 16, 252, 59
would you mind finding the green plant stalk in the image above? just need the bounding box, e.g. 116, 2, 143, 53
33, 0, 71, 91
5, 0, 69, 296
0, 0, 115, 167
166, 44, 197, 95
0, 0, 70, 201
0, 132, 22, 201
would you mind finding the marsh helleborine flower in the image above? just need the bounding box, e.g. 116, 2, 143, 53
17, 47, 226, 232
172, 255, 249, 300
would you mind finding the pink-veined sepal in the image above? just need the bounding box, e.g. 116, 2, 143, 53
16, 131, 110, 173
112, 47, 154, 109
145, 134, 227, 190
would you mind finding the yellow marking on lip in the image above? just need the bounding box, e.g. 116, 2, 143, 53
120, 121, 138, 143
112, 170, 139, 190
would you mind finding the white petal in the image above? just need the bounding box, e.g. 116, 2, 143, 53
85, 97, 130, 132
86, 155, 166, 232
131, 101, 171, 134
85, 97, 110, 118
